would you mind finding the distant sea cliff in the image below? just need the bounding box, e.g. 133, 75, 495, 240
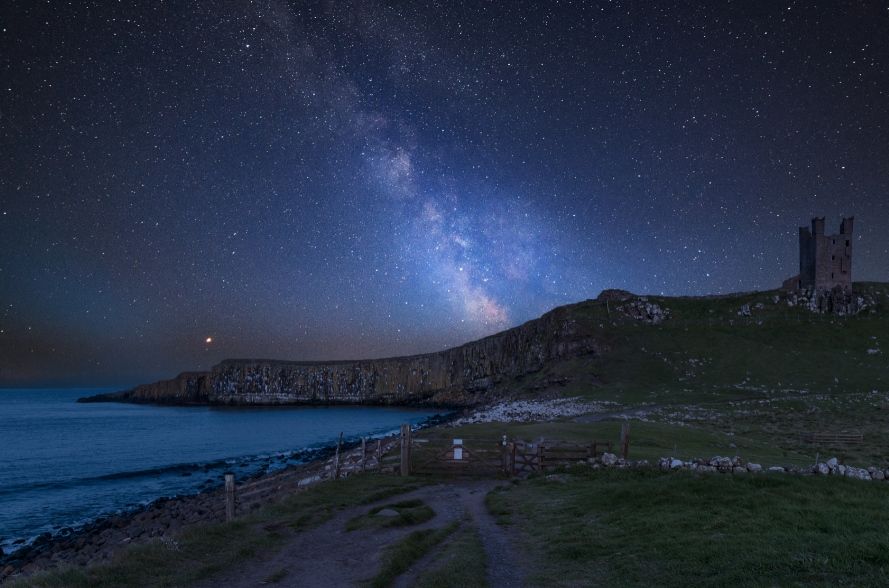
79, 302, 605, 407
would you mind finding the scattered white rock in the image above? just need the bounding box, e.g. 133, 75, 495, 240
602, 452, 619, 466
618, 299, 670, 324
646, 455, 889, 485
298, 474, 322, 487
452, 398, 618, 425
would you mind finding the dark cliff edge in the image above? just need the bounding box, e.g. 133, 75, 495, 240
77, 301, 608, 408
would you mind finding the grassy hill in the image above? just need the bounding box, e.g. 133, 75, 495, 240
468, 281, 889, 467
522, 282, 889, 404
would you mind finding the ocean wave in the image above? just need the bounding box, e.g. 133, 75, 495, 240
0, 450, 313, 498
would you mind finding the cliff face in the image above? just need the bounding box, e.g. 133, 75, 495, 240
92, 304, 605, 407
118, 372, 211, 405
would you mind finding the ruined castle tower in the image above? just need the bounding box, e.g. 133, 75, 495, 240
783, 217, 853, 290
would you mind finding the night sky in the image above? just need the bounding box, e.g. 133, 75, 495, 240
1, 1, 887, 387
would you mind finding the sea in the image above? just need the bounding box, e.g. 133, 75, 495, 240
0, 388, 442, 555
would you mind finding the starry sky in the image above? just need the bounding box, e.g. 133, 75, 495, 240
1, 1, 888, 387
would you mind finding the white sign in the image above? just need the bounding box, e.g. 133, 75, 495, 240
453, 447, 463, 460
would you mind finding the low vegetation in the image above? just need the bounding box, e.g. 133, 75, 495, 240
527, 283, 889, 406
487, 467, 889, 587
346, 498, 435, 531
414, 524, 488, 588
368, 522, 459, 588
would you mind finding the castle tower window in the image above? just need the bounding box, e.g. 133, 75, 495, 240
846, 240, 850, 246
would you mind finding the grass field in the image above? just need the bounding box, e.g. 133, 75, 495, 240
487, 467, 889, 587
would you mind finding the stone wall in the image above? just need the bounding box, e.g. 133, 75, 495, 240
657, 455, 889, 482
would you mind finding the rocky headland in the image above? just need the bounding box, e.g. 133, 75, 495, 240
79, 302, 608, 407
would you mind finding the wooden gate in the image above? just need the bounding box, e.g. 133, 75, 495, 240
508, 440, 615, 475
410, 435, 507, 477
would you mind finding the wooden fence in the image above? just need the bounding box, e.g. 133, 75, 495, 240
222, 435, 395, 520
802, 431, 864, 446
410, 421, 631, 477
221, 423, 630, 518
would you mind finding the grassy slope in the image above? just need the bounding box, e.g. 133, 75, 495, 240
504, 282, 889, 464
531, 282, 889, 404
487, 468, 889, 587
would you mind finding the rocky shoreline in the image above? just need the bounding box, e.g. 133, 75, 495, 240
0, 417, 446, 585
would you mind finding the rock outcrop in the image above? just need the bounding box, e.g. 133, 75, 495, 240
80, 304, 607, 407
783, 286, 874, 315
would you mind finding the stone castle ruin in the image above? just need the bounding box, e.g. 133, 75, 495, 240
783, 216, 853, 291
781, 216, 871, 315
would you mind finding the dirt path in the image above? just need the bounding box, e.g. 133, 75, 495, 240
464, 486, 524, 587
199, 479, 524, 588
391, 481, 524, 588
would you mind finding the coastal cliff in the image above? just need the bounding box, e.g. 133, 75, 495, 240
80, 302, 607, 407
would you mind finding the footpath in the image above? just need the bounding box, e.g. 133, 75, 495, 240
197, 480, 524, 588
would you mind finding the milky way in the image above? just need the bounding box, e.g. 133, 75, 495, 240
1, 2, 887, 386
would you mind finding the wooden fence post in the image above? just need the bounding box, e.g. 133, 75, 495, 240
620, 421, 630, 460
224, 473, 235, 522
361, 437, 367, 472
334, 431, 344, 480
377, 438, 383, 470
400, 423, 411, 476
